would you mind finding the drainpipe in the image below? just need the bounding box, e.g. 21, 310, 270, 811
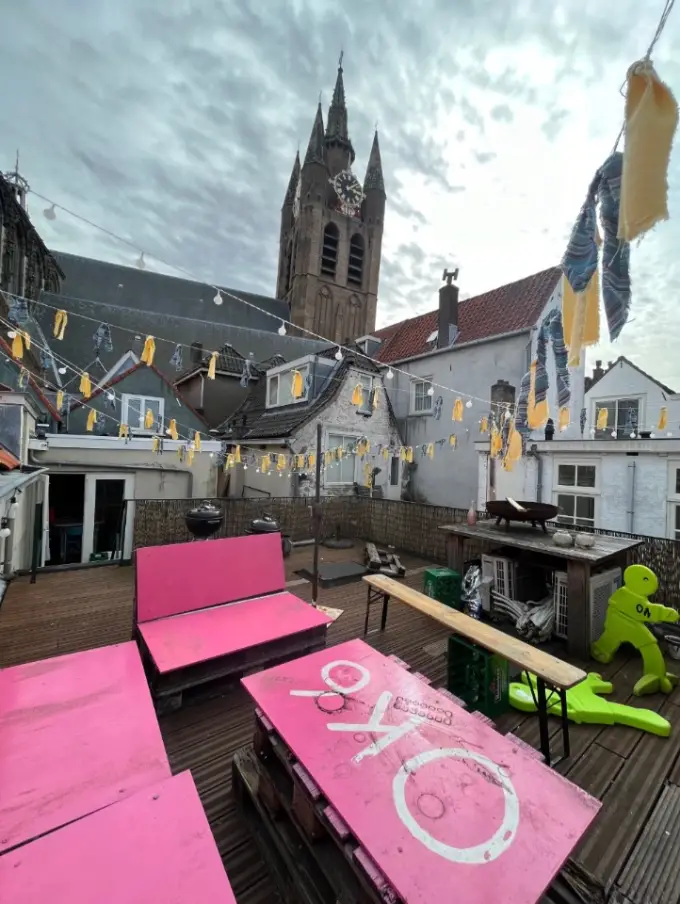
2, 496, 18, 578
528, 445, 543, 503
627, 460, 636, 534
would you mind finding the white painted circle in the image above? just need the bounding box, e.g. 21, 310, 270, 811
392, 747, 520, 864
321, 660, 371, 696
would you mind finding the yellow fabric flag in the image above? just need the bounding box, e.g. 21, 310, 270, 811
86, 409, 97, 432
277, 453, 286, 470
336, 447, 343, 459
658, 407, 668, 431
56, 390, 64, 411
141, 336, 156, 366
449, 434, 457, 448
503, 423, 522, 471
308, 453, 316, 468
168, 418, 178, 440
291, 370, 304, 399
405, 446, 414, 463
490, 425, 502, 459
480, 416, 489, 434
152, 436, 160, 453
79, 372, 92, 399
596, 407, 608, 430
186, 448, 195, 467
261, 455, 270, 473
382, 447, 389, 460
351, 384, 363, 406
618, 60, 679, 243
53, 309, 68, 339
207, 352, 218, 380
372, 388, 379, 410
194, 432, 201, 451
452, 398, 464, 421
562, 273, 600, 367
118, 423, 128, 439
527, 360, 549, 429
559, 406, 570, 431
144, 409, 154, 429
426, 443, 434, 459
11, 332, 24, 359
234, 445, 241, 463
399, 446, 406, 461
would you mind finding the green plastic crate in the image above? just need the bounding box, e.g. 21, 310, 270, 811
446, 635, 509, 719
423, 567, 462, 609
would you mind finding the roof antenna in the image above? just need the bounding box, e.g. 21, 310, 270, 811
338, 49, 344, 70
442, 268, 459, 285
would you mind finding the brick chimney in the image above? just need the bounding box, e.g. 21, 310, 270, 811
437, 268, 459, 349
585, 359, 606, 392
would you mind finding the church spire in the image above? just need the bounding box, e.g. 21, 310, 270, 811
326, 52, 347, 141
304, 103, 326, 166
284, 150, 301, 205
363, 131, 385, 194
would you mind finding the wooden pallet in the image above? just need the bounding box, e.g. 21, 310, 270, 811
364, 544, 406, 577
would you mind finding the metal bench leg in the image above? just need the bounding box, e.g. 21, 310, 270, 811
536, 677, 552, 767
364, 586, 371, 636
380, 593, 390, 631
559, 688, 571, 759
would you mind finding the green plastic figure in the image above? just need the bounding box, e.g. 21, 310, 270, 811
591, 564, 678, 696
509, 672, 671, 737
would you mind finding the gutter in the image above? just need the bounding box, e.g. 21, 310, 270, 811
381, 328, 531, 367
528, 444, 543, 503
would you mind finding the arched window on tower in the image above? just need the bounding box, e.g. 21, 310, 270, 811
320, 223, 339, 278
347, 234, 364, 288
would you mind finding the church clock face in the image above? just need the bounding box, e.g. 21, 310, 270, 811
329, 169, 364, 216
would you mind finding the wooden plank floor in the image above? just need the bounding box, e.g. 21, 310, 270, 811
2, 548, 680, 904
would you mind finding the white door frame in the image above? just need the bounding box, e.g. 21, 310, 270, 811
82, 473, 135, 563
41, 474, 50, 567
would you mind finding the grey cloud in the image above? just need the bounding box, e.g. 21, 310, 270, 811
490, 104, 514, 123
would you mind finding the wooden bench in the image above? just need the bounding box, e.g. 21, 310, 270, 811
135, 534, 332, 709
363, 573, 586, 766
0, 771, 237, 903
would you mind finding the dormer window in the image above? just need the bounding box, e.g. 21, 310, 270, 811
266, 362, 310, 408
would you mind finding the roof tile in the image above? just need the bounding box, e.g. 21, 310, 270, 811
375, 266, 560, 363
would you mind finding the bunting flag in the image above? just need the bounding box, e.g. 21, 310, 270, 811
18, 367, 29, 389
141, 336, 156, 365
53, 309, 68, 340
151, 435, 160, 452
86, 409, 97, 432
351, 383, 364, 407
93, 322, 113, 354
658, 407, 668, 431
79, 372, 92, 398
56, 390, 64, 411
234, 445, 241, 464
382, 447, 390, 460
7, 295, 29, 325
372, 388, 379, 410
168, 419, 179, 440
11, 331, 27, 359
186, 448, 195, 467
291, 369, 304, 399
452, 398, 464, 421
559, 406, 571, 431
405, 446, 414, 463
118, 424, 129, 439
170, 344, 183, 371
503, 421, 523, 470
426, 443, 434, 459
490, 425, 503, 459
261, 454, 270, 473
207, 351, 218, 380
596, 407, 608, 430
144, 409, 154, 429
277, 453, 287, 471
449, 434, 457, 448
194, 432, 202, 451
308, 452, 316, 468
480, 416, 489, 434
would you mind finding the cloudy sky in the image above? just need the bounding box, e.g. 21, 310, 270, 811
2, 0, 679, 386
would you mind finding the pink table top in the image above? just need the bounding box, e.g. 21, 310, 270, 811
0, 642, 170, 854
242, 639, 600, 904
0, 771, 237, 904
139, 591, 332, 674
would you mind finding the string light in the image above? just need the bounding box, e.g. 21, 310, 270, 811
335, 347, 343, 361
43, 203, 56, 221
465, 399, 473, 409
136, 252, 146, 270
213, 290, 223, 306
386, 368, 393, 380
278, 321, 287, 336
427, 385, 434, 397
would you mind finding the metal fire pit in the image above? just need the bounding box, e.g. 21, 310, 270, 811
185, 502, 224, 540
486, 500, 559, 534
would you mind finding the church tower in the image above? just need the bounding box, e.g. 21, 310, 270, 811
276, 58, 386, 344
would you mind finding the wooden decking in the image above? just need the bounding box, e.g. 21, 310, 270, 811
2, 547, 680, 904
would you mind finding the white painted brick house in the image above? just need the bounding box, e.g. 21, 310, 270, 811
476, 356, 680, 539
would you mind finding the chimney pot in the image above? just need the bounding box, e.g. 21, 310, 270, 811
595, 360, 602, 368
437, 271, 459, 349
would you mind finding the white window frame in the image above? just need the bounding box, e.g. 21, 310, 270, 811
666, 460, 680, 540
410, 377, 433, 415
357, 372, 374, 412
552, 458, 599, 529
266, 364, 310, 408
325, 432, 359, 486
121, 393, 165, 434
591, 396, 644, 438
267, 374, 279, 407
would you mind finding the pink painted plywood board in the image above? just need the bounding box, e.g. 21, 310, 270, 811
0, 771, 237, 904
139, 591, 332, 674
242, 639, 601, 904
0, 642, 170, 854
135, 533, 285, 623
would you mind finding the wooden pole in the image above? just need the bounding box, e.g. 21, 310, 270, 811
311, 421, 323, 605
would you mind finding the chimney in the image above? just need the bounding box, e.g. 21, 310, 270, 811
490, 379, 516, 409
437, 268, 459, 349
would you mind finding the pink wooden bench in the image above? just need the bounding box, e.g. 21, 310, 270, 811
0, 642, 170, 855
135, 534, 332, 707
242, 639, 601, 904
0, 771, 237, 903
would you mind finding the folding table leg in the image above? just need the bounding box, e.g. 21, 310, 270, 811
559, 688, 571, 759
380, 593, 390, 631
535, 677, 552, 767
363, 586, 371, 636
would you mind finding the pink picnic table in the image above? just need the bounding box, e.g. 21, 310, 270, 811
0, 641, 170, 854
0, 771, 237, 904
242, 638, 601, 904
135, 534, 332, 699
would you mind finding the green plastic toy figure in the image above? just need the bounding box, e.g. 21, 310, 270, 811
591, 563, 679, 696
509, 672, 671, 737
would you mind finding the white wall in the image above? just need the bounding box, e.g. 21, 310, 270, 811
585, 358, 680, 435
295, 366, 401, 500
388, 279, 586, 510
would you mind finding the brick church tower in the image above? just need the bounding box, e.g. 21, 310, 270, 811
276, 59, 386, 344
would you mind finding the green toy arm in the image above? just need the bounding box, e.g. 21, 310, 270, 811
611, 588, 679, 624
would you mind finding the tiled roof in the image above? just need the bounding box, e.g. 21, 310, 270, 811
374, 266, 560, 364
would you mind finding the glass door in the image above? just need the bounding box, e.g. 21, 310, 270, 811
82, 474, 134, 563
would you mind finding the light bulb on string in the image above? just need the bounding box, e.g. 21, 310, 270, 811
278, 321, 287, 336
7, 330, 16, 339
43, 203, 56, 221
427, 386, 434, 397
334, 347, 343, 361
630, 432, 636, 439
386, 368, 393, 380
465, 399, 473, 408
650, 432, 656, 439
136, 252, 146, 270
58, 366, 67, 375
213, 290, 223, 306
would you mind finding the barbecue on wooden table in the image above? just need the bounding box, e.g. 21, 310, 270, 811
439, 521, 643, 658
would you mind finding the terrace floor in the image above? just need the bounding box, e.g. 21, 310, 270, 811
2, 543, 680, 904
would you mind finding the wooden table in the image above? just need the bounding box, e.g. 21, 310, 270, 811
241, 639, 600, 904
439, 521, 643, 658
363, 574, 586, 766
